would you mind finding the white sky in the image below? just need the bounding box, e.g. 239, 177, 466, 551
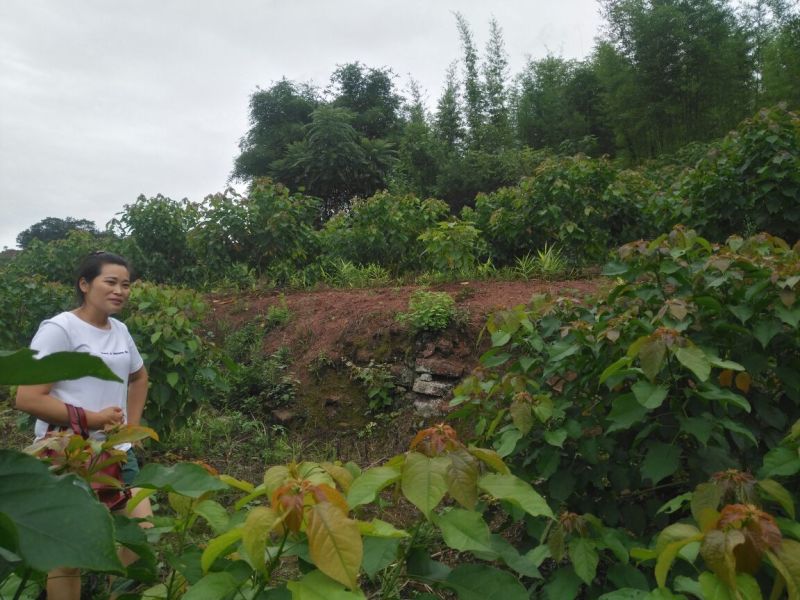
0, 0, 604, 250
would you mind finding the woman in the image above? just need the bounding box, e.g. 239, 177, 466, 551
16, 251, 152, 600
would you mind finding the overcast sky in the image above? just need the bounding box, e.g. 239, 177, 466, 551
0, 0, 604, 250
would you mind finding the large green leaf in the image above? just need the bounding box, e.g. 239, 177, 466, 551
597, 590, 650, 600
632, 381, 669, 409
0, 348, 121, 385
569, 537, 599, 585
607, 394, 650, 432
286, 569, 366, 599
759, 446, 800, 479
346, 466, 401, 509
0, 449, 121, 573
361, 537, 400, 579
134, 462, 228, 497
400, 453, 449, 519
642, 443, 681, 485
674, 346, 711, 382
182, 572, 240, 600
478, 473, 553, 519
444, 563, 528, 600
432, 509, 497, 557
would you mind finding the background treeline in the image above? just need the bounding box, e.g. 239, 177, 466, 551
5, 104, 799, 291
231, 0, 800, 213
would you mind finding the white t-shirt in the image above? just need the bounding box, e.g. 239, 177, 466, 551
31, 311, 144, 448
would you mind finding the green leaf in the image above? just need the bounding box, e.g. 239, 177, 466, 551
642, 443, 681, 485
400, 453, 449, 519
607, 394, 650, 433
491, 330, 511, 347
478, 473, 553, 519
193, 500, 230, 534
134, 462, 228, 498
729, 305, 754, 324
361, 537, 400, 579
678, 417, 714, 445
696, 385, 751, 412
494, 428, 522, 457
632, 381, 669, 409
698, 572, 733, 600
183, 572, 240, 600
638, 338, 667, 382
775, 304, 800, 328
467, 446, 510, 474
600, 356, 632, 385
756, 479, 796, 519
444, 563, 528, 600
166, 371, 179, 388
543, 429, 568, 448
569, 537, 599, 585
488, 534, 541, 577
675, 346, 711, 382
433, 510, 497, 557
0, 348, 122, 385
200, 527, 243, 572
346, 466, 400, 508
657, 492, 692, 515
0, 449, 122, 573
286, 569, 366, 599
597, 590, 650, 600
759, 446, 800, 478
602, 261, 629, 276
718, 418, 758, 446
752, 319, 782, 348
543, 567, 583, 600
691, 483, 722, 527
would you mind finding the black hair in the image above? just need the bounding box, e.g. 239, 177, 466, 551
74, 251, 131, 304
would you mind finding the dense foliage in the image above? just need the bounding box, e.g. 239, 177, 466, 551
451, 227, 800, 596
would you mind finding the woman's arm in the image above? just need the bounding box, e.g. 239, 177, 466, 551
15, 385, 124, 429
126, 366, 148, 427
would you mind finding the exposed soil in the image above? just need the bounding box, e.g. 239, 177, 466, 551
207, 277, 603, 463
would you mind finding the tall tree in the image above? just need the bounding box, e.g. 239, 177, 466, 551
597, 0, 754, 159
16, 217, 99, 249
329, 62, 402, 139
271, 106, 396, 215
231, 79, 319, 182
434, 61, 464, 153
482, 17, 512, 150
455, 13, 484, 147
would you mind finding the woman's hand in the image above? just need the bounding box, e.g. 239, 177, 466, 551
87, 406, 125, 429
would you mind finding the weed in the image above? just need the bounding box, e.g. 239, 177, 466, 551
514, 252, 538, 280
397, 290, 456, 333
263, 294, 290, 329
345, 359, 396, 412
535, 242, 567, 279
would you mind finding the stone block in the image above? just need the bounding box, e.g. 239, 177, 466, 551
415, 357, 465, 378
412, 379, 453, 397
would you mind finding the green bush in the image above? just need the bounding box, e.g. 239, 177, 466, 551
452, 227, 800, 595
673, 104, 800, 243
123, 282, 222, 434
398, 290, 456, 332
3, 230, 122, 285
418, 219, 487, 274
218, 321, 296, 418
0, 274, 71, 350
111, 194, 199, 284
191, 180, 321, 284
318, 191, 449, 273
468, 154, 639, 264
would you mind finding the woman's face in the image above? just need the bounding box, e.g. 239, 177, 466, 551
80, 263, 131, 315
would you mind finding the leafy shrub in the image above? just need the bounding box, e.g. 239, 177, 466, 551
418, 219, 487, 274
218, 321, 296, 417
452, 227, 800, 595
673, 104, 800, 243
192, 179, 321, 283
398, 290, 456, 332
110, 194, 199, 284
123, 282, 222, 434
3, 230, 122, 285
0, 274, 71, 350
468, 154, 623, 264
318, 191, 449, 273
345, 359, 395, 411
